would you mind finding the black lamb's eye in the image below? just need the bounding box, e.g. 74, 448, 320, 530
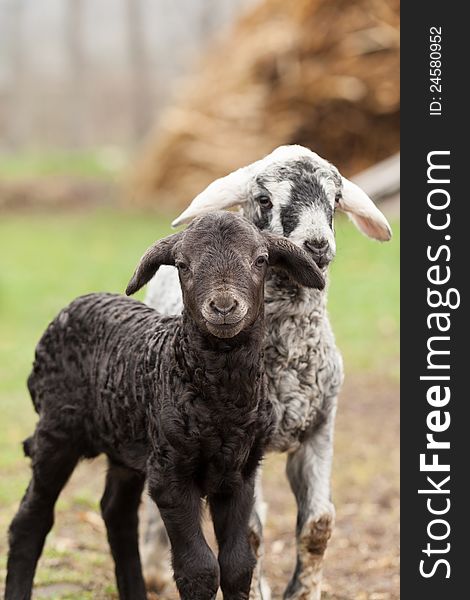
257, 195, 273, 209
177, 261, 189, 272
255, 255, 268, 268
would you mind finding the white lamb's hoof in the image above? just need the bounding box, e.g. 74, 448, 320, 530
250, 576, 271, 600
284, 590, 322, 600
260, 576, 272, 600
143, 565, 172, 594
283, 514, 333, 600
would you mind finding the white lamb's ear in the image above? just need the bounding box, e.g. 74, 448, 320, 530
171, 164, 256, 227
338, 177, 392, 241
171, 145, 314, 227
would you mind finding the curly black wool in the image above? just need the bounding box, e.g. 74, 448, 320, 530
6, 211, 324, 600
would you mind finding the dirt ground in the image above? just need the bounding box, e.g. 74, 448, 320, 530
0, 374, 399, 600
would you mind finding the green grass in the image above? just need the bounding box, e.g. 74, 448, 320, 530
0, 208, 398, 465
0, 149, 127, 180
330, 215, 400, 376
0, 210, 171, 470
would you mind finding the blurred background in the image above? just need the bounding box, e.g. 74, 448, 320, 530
0, 1, 399, 598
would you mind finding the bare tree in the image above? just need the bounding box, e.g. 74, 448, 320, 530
125, 0, 151, 142
66, 0, 86, 147
4, 0, 27, 149
199, 0, 218, 41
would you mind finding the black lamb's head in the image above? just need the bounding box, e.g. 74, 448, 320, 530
126, 212, 324, 339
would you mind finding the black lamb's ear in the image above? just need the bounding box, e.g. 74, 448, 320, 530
264, 232, 325, 290
126, 231, 183, 295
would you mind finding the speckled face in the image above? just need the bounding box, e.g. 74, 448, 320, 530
242, 158, 342, 269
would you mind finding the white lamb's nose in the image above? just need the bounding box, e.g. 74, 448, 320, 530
304, 239, 329, 254
304, 239, 330, 268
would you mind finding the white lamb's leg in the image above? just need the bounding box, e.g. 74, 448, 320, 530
249, 469, 271, 600
140, 492, 172, 592
145, 265, 184, 316
283, 402, 337, 600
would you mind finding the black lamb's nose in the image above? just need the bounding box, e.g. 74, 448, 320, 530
210, 298, 238, 316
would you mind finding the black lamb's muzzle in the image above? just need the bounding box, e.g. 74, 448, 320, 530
200, 292, 252, 339
201, 294, 249, 327
205, 321, 246, 339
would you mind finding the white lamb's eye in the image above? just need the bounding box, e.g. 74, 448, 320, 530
257, 195, 273, 209
255, 255, 268, 268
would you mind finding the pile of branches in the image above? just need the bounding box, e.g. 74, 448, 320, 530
132, 0, 399, 210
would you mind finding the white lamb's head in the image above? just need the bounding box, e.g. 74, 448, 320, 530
172, 145, 392, 270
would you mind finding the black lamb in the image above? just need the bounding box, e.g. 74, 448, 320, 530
5, 211, 325, 600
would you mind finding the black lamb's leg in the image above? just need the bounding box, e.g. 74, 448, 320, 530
100, 461, 146, 600
149, 475, 220, 600
209, 477, 257, 600
5, 429, 79, 600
